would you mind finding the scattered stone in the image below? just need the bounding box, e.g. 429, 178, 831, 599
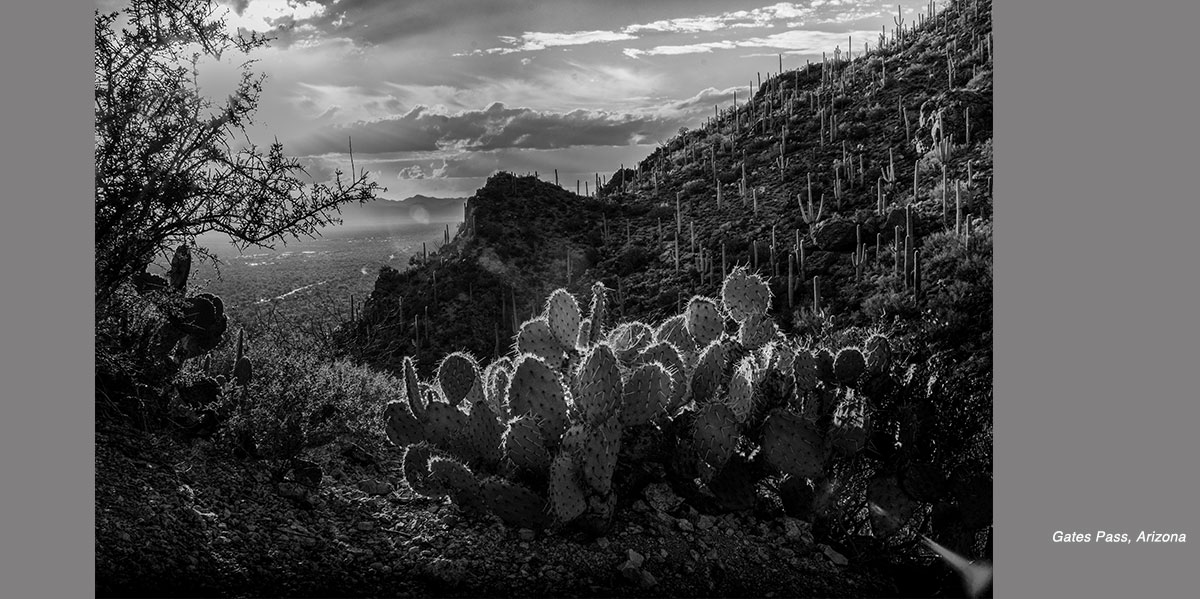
357, 480, 392, 496
633, 500, 651, 513
821, 544, 849, 566
643, 483, 684, 513
518, 528, 536, 541
627, 549, 645, 568
341, 443, 379, 467
678, 519, 694, 532
596, 537, 610, 549
356, 521, 374, 531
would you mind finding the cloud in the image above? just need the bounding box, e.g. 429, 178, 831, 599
474, 30, 637, 55
625, 28, 876, 57
292, 102, 685, 155
466, 2, 840, 56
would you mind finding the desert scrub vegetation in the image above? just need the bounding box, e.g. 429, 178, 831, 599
380, 268, 992, 558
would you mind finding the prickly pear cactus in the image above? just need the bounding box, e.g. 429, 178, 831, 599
549, 453, 587, 522
620, 362, 672, 426
502, 415, 551, 473
517, 317, 565, 366
506, 354, 569, 446
482, 477, 551, 529
402, 442, 447, 499
429, 456, 488, 515
833, 347, 867, 385
720, 266, 771, 323
761, 409, 828, 479
864, 333, 892, 375
438, 352, 480, 407
690, 340, 729, 405
544, 289, 582, 351
376, 266, 972, 541
684, 296, 724, 348
573, 344, 622, 426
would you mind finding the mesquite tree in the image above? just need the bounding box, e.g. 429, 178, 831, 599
94, 0, 382, 306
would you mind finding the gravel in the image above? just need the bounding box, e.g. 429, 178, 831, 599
96, 423, 897, 597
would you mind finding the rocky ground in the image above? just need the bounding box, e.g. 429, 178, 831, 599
96, 420, 920, 598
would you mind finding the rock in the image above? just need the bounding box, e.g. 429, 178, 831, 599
626, 549, 645, 568
356, 521, 375, 531
640, 571, 659, 589
643, 483, 684, 513
821, 544, 849, 566
518, 529, 536, 541
812, 217, 859, 252
596, 537, 610, 549
341, 443, 379, 467
782, 517, 812, 543
288, 459, 323, 488
678, 519, 694, 532
633, 500, 651, 513
357, 480, 393, 496
697, 515, 716, 530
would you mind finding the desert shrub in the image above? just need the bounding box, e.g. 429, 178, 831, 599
224, 345, 400, 466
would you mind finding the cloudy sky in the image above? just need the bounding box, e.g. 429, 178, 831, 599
102, 0, 929, 200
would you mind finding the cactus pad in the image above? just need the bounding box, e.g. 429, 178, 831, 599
692, 403, 740, 468
438, 352, 480, 407
864, 334, 892, 375
506, 354, 570, 446
549, 454, 587, 522
792, 349, 820, 393
422, 398, 467, 453
737, 313, 776, 350
401, 442, 447, 498
690, 340, 729, 404
502, 415, 551, 473
481, 477, 551, 529
620, 362, 672, 427
517, 317, 565, 366
607, 321, 654, 363
383, 400, 425, 448
720, 266, 772, 323
403, 357, 425, 421
684, 296, 724, 348
574, 344, 623, 426
654, 314, 696, 355
463, 400, 504, 465
544, 288, 582, 351
833, 347, 867, 385
586, 283, 609, 345
579, 418, 622, 493
634, 342, 686, 413
762, 409, 828, 479
815, 348, 836, 384
429, 457, 488, 515
726, 356, 756, 422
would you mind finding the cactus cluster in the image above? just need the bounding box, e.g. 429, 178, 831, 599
384, 266, 954, 538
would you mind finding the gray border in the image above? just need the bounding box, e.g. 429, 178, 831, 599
6, 0, 1200, 597
0, 1, 95, 597
1001, 0, 1200, 596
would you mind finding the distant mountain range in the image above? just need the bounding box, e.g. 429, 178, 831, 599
339, 195, 467, 227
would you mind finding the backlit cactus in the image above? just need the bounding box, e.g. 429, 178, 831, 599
380, 270, 951, 539
833, 346, 867, 385
684, 296, 724, 347
720, 266, 771, 323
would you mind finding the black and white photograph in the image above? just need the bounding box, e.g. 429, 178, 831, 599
93, 0, 993, 596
